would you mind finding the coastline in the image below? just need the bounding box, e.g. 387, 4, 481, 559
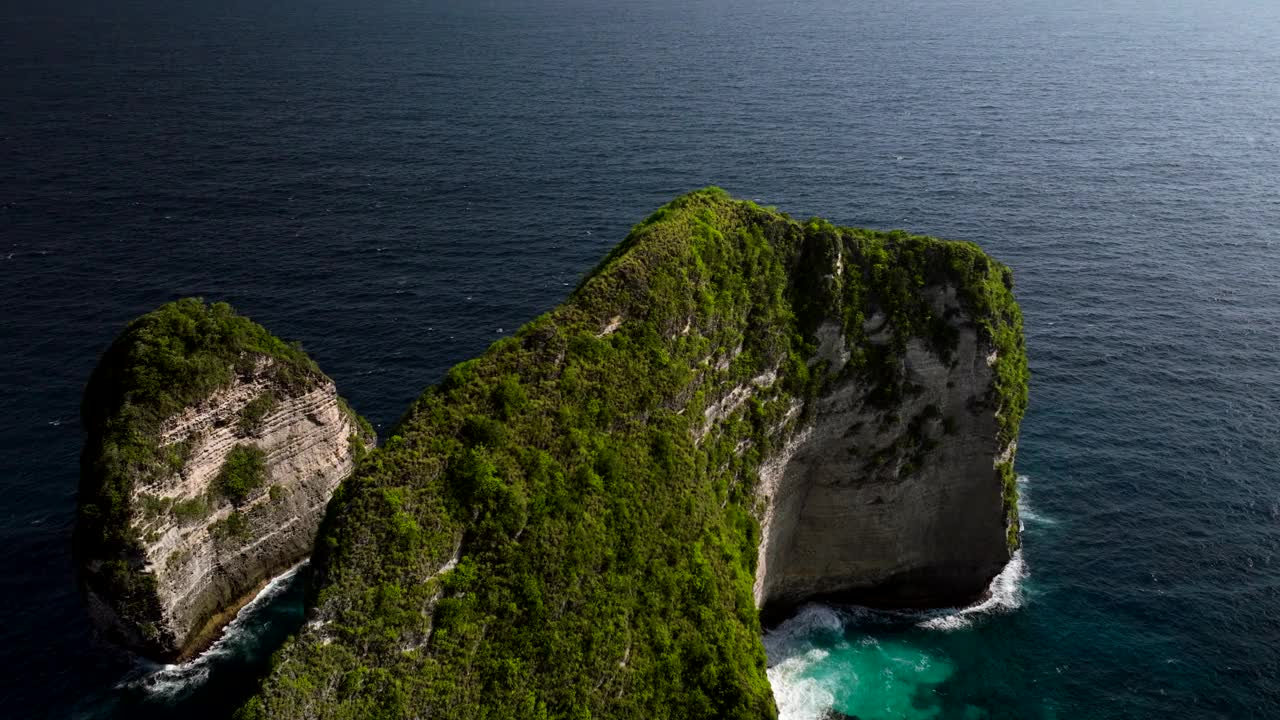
170, 560, 308, 667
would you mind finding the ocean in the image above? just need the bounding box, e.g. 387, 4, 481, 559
3, 0, 1279, 717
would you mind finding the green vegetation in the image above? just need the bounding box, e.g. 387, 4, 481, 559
217, 445, 269, 505
339, 396, 377, 463
172, 496, 211, 524
160, 448, 275, 527
243, 189, 1026, 720
213, 511, 252, 540
83, 298, 319, 428
162, 437, 195, 474
139, 493, 169, 520
239, 392, 278, 435
95, 559, 167, 645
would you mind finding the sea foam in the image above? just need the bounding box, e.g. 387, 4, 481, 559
763, 605, 846, 720
765, 605, 956, 720
1017, 474, 1058, 526
915, 549, 1027, 631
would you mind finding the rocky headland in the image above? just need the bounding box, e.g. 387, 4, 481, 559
236, 189, 1026, 719
76, 189, 1026, 718
75, 299, 374, 661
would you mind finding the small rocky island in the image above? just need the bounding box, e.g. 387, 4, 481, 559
78, 189, 1026, 718
75, 299, 374, 661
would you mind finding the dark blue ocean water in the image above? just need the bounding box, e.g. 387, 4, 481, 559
4, 0, 1279, 717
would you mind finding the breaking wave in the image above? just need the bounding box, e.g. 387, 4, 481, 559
915, 550, 1027, 631
1017, 474, 1058, 526
764, 605, 957, 720
763, 606, 842, 720
118, 561, 308, 699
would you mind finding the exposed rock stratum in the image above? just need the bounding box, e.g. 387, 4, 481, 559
76, 299, 374, 661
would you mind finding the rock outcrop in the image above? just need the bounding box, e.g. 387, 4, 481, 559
232, 189, 1026, 719
76, 299, 374, 661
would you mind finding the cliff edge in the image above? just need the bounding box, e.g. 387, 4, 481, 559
75, 299, 375, 661
238, 189, 1026, 719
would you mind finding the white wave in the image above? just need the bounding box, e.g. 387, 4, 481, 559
763, 606, 845, 720
119, 560, 308, 698
767, 648, 836, 720
1019, 506, 1057, 526
762, 604, 844, 661
765, 604, 961, 720
1016, 474, 1058, 526
916, 550, 1026, 631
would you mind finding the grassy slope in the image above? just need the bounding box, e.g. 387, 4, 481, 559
242, 189, 1026, 719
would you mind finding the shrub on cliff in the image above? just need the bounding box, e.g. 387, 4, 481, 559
217, 445, 268, 505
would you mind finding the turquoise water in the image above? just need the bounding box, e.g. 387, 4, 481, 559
766, 480, 1037, 720
770, 621, 959, 719
4, 0, 1280, 716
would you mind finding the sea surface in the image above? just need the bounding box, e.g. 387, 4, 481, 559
3, 0, 1279, 717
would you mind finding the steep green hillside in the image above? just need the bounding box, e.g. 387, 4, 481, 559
241, 189, 1026, 719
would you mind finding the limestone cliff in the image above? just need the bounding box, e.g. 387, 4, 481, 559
754, 295, 1015, 622
76, 299, 374, 661
238, 189, 1026, 720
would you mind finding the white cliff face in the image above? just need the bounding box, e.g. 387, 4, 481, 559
87, 358, 370, 659
752, 292, 1014, 620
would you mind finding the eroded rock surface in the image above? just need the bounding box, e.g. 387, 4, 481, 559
754, 296, 1015, 622
76, 300, 373, 660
